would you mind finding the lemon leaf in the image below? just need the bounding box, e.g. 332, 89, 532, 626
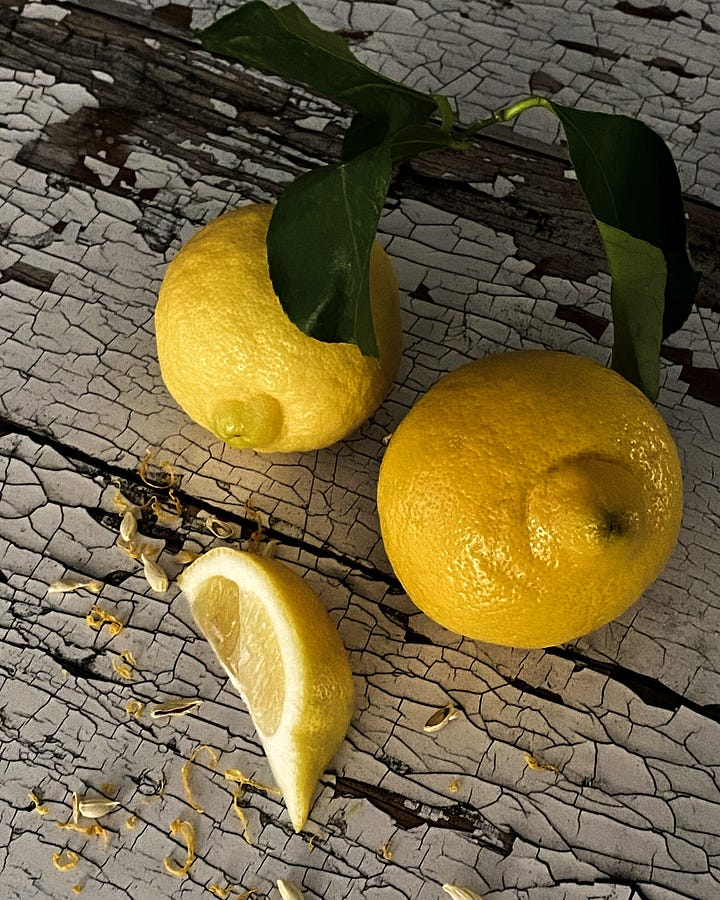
197, 1, 439, 137
197, 1, 450, 353
596, 222, 666, 402
197, 4, 699, 373
548, 102, 700, 397
267, 143, 392, 355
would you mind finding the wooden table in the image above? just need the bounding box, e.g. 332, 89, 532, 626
1, 1, 719, 898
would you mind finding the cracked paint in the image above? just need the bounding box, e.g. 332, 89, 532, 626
4, 423, 719, 897
1, 0, 719, 898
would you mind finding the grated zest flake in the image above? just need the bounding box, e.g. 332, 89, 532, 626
113, 490, 142, 517
244, 499, 264, 552
138, 448, 176, 489
231, 786, 253, 845
167, 488, 183, 515
150, 698, 203, 719
306, 832, 323, 853
224, 768, 279, 796
150, 494, 183, 524
125, 700, 144, 719
120, 649, 137, 667
112, 659, 134, 681
163, 818, 195, 878
524, 753, 558, 773
181, 744, 218, 813
28, 790, 49, 815
423, 704, 459, 733
49, 578, 103, 595
86, 605, 124, 637
209, 889, 257, 900
57, 821, 110, 847
52, 849, 80, 871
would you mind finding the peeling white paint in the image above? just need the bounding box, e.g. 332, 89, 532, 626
84, 155, 120, 187
21, 2, 68, 21
91, 69, 115, 84
471, 175, 517, 197
210, 97, 238, 118
44, 82, 99, 116
295, 115, 332, 132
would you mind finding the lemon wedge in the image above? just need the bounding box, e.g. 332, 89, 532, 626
177, 547, 354, 831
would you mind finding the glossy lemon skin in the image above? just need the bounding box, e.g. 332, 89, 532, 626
377, 350, 683, 648
155, 203, 402, 453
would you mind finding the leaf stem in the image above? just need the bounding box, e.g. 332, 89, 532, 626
458, 95, 554, 138
432, 93, 457, 132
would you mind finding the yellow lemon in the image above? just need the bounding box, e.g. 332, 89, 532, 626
154, 203, 402, 453
177, 547, 354, 831
377, 350, 683, 648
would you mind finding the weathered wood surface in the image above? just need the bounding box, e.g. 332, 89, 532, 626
1, 1, 719, 898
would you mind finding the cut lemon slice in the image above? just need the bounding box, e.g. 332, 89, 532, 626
177, 547, 354, 831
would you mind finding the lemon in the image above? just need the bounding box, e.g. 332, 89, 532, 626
377, 350, 683, 649
154, 203, 402, 453
177, 547, 354, 831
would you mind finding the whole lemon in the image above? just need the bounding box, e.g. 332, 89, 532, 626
377, 350, 683, 648
155, 203, 402, 453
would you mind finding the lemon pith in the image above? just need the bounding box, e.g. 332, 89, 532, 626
155, 203, 402, 453
177, 548, 355, 830
377, 350, 683, 649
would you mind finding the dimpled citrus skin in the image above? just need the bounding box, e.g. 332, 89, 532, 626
155, 203, 402, 453
377, 350, 683, 649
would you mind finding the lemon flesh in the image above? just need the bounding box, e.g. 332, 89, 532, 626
377, 350, 683, 649
177, 548, 354, 831
154, 203, 402, 453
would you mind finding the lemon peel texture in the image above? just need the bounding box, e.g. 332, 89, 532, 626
377, 349, 683, 648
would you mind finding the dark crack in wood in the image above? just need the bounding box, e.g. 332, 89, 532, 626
334, 775, 516, 855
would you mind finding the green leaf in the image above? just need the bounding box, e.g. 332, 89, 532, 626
266, 142, 393, 355
198, 2, 701, 377
548, 102, 700, 396
596, 222, 667, 402
199, 1, 450, 355
198, 1, 439, 136
342, 111, 391, 162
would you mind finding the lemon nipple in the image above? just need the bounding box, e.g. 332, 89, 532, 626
527, 454, 647, 562
212, 394, 282, 450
